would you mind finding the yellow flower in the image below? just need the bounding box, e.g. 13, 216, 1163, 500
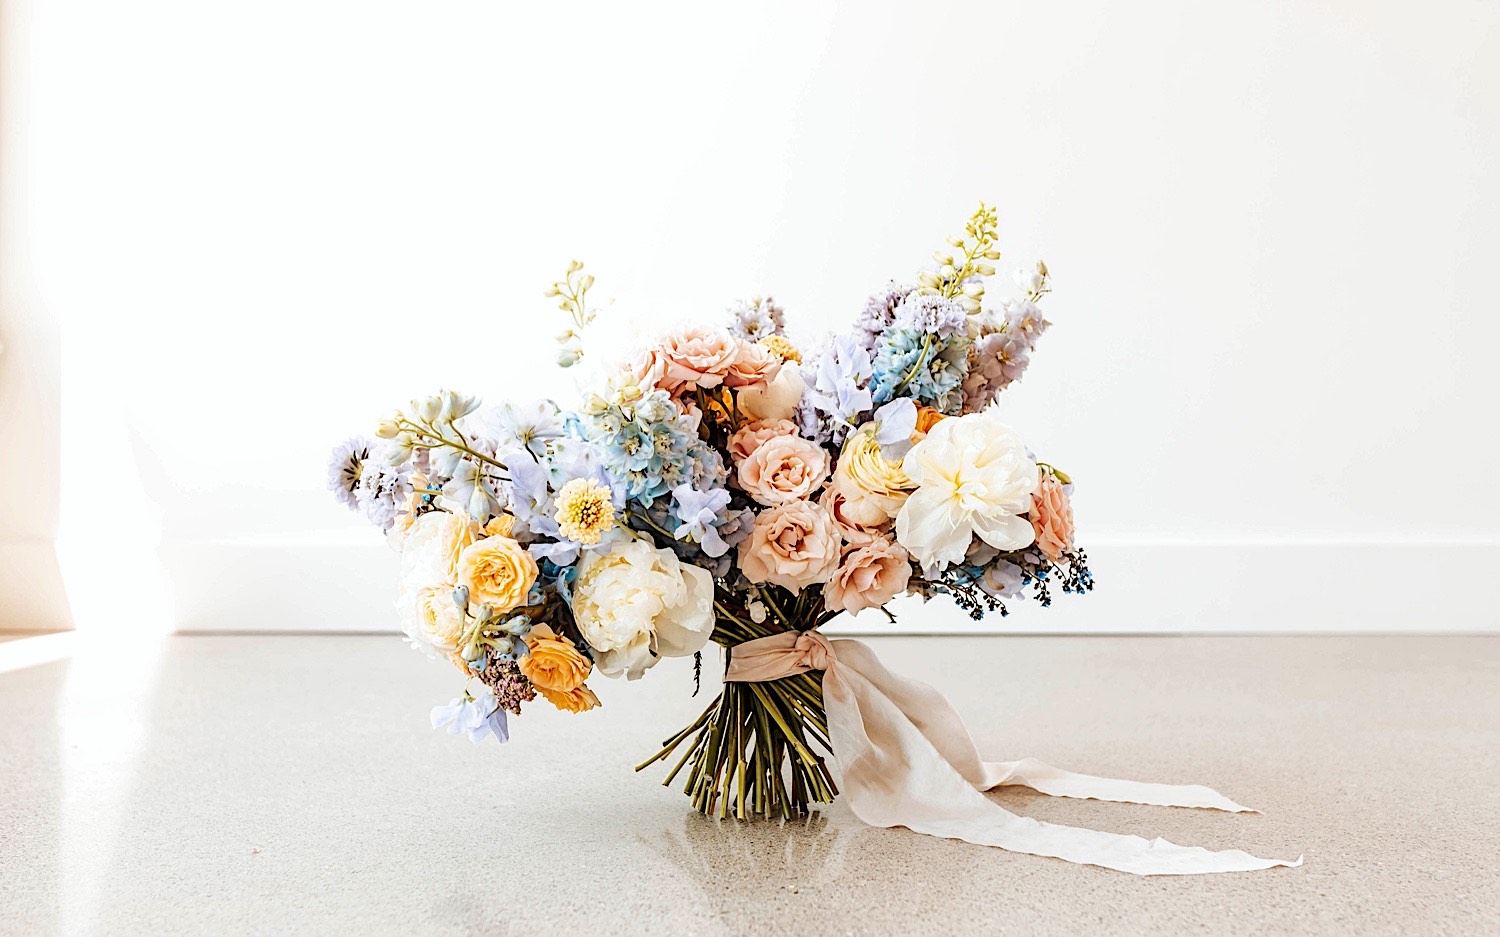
482, 514, 515, 538
518, 623, 591, 692
758, 334, 802, 365
456, 536, 537, 615
553, 478, 616, 545
538, 683, 601, 713
831, 425, 914, 523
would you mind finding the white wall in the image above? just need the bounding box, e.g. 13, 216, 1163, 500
3, 0, 1497, 634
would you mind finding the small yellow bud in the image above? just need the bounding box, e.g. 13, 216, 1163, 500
983, 249, 1001, 260
567, 259, 583, 274
938, 264, 956, 279
976, 263, 996, 277
582, 274, 595, 290
544, 286, 561, 297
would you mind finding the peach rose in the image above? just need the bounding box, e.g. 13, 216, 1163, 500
456, 535, 538, 615
623, 346, 671, 393
537, 683, 601, 713
737, 434, 830, 506
1029, 473, 1075, 561
819, 483, 887, 546
738, 501, 841, 592
657, 327, 739, 392
518, 623, 591, 693
824, 538, 912, 616
723, 339, 783, 391
727, 419, 798, 463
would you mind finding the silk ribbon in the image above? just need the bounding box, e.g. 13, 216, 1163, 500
724, 630, 1302, 876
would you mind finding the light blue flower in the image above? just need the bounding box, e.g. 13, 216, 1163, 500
473, 400, 564, 460
431, 691, 509, 743
870, 327, 970, 414
872, 398, 918, 461
571, 388, 714, 507
799, 334, 874, 444
670, 484, 734, 558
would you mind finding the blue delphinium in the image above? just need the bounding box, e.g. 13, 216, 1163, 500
572, 388, 714, 506
870, 327, 971, 414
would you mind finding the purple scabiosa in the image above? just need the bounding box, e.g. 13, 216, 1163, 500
725, 296, 786, 341
354, 457, 412, 529
893, 292, 968, 339
328, 437, 374, 511
853, 282, 912, 355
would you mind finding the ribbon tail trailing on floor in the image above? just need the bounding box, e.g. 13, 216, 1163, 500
724, 630, 1304, 876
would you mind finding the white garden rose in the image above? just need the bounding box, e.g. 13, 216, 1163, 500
398, 510, 476, 591
570, 539, 714, 680
895, 408, 1040, 571
397, 584, 466, 656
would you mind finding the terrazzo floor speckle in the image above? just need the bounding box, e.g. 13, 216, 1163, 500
2, 634, 1497, 936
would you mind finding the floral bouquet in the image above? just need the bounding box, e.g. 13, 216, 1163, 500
330, 204, 1299, 876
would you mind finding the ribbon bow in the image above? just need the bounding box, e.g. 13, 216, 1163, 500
725, 630, 1301, 876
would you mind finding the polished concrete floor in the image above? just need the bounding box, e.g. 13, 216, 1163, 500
2, 633, 1497, 936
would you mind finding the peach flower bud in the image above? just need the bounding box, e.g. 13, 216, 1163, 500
727, 419, 798, 463
824, 538, 912, 616
1029, 473, 1075, 562
737, 435, 830, 506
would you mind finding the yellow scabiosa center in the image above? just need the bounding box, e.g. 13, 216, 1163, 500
758, 335, 802, 365
554, 478, 616, 545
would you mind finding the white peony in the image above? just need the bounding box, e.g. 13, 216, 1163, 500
570, 539, 714, 680
398, 510, 476, 592
895, 408, 1039, 571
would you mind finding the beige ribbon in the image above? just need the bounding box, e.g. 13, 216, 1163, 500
725, 630, 1302, 876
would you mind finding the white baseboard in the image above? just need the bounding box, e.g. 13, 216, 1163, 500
138, 537, 1499, 635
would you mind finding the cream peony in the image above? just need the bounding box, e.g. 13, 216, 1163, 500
570, 540, 714, 680
736, 364, 804, 421
738, 501, 841, 592
398, 510, 477, 591
831, 425, 913, 524
895, 408, 1039, 571
824, 538, 912, 616
737, 434, 830, 506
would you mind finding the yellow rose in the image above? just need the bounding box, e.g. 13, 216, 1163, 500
481, 514, 516, 538
456, 536, 537, 615
518, 623, 591, 692
537, 683, 601, 713
831, 425, 914, 523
